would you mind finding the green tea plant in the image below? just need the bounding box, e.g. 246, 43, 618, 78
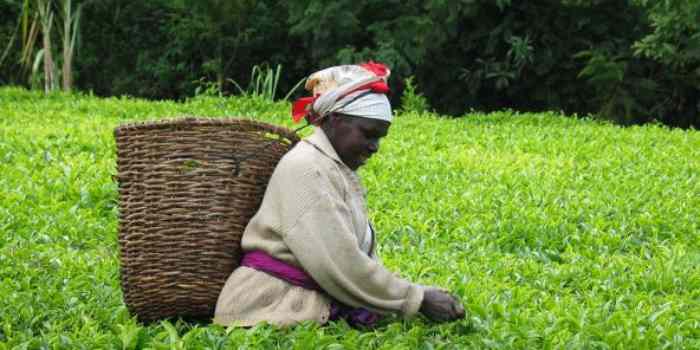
0, 86, 698, 349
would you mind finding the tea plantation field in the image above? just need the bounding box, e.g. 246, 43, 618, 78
0, 87, 698, 349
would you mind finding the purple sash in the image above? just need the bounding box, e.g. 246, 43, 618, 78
241, 250, 381, 327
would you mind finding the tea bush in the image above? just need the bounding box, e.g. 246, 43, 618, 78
0, 87, 698, 349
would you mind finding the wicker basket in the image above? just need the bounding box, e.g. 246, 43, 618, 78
114, 118, 300, 322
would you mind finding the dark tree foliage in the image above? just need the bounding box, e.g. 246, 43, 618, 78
0, 0, 23, 86
0, 0, 697, 127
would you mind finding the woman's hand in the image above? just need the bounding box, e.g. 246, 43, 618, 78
419, 287, 466, 322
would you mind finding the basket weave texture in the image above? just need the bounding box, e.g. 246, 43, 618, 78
115, 118, 299, 322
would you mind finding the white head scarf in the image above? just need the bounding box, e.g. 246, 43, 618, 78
296, 63, 393, 123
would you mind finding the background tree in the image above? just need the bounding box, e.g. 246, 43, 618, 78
36, 0, 58, 92
631, 0, 700, 127
1, 0, 697, 127
2, 0, 87, 92
173, 0, 255, 91
59, 0, 87, 91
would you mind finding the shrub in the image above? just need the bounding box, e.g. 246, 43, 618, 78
399, 76, 429, 114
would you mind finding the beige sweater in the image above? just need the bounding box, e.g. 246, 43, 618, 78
213, 127, 424, 327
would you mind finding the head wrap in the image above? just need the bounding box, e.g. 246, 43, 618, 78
292, 62, 393, 124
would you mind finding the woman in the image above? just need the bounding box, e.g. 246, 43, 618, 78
214, 62, 465, 327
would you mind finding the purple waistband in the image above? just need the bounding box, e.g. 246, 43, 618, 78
240, 250, 321, 291
240, 250, 381, 328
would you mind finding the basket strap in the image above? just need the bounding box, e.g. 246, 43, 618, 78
229, 123, 310, 176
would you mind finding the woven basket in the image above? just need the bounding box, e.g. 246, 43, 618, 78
114, 118, 300, 322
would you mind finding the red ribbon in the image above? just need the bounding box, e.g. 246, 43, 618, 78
360, 61, 389, 78
292, 96, 318, 123
291, 61, 391, 124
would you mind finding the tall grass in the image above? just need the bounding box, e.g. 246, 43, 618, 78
229, 64, 305, 101
0, 86, 698, 349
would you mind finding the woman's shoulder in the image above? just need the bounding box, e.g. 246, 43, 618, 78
277, 141, 336, 176
272, 141, 344, 191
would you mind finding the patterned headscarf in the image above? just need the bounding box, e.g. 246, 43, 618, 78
292, 62, 393, 124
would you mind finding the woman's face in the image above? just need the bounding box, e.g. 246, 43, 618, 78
324, 114, 390, 170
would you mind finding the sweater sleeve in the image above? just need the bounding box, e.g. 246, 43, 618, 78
282, 189, 424, 317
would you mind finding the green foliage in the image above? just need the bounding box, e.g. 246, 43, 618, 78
399, 76, 429, 114
0, 0, 26, 85
229, 64, 282, 101
1, 88, 699, 348
195, 64, 305, 101
1, 0, 699, 126
173, 0, 256, 89
631, 0, 700, 128
631, 0, 700, 69
569, 0, 700, 127
192, 77, 226, 98
575, 49, 639, 124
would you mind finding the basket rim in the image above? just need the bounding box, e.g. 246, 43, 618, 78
114, 117, 300, 141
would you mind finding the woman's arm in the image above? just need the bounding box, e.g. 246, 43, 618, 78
283, 190, 424, 317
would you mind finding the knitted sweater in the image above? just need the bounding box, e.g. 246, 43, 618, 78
213, 127, 424, 327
